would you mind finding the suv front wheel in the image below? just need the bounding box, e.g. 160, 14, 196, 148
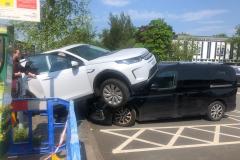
100, 79, 130, 108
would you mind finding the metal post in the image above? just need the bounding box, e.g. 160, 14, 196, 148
28, 111, 33, 150
47, 100, 54, 153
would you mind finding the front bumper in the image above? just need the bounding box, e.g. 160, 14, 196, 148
130, 56, 157, 82
131, 64, 158, 94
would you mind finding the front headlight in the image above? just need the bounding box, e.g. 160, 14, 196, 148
116, 56, 142, 64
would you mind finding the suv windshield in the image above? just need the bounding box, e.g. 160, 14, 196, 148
67, 45, 111, 61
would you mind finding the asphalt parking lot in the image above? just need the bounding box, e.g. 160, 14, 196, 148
82, 94, 240, 160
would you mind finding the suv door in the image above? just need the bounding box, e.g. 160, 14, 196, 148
26, 54, 50, 98
139, 70, 178, 120
178, 65, 211, 116
28, 52, 93, 99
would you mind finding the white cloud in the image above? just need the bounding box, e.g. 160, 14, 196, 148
127, 9, 163, 20
102, 0, 130, 7
198, 20, 224, 25
188, 25, 236, 36
226, 28, 235, 36
192, 26, 224, 33
169, 9, 228, 22
189, 25, 233, 35
123, 9, 227, 22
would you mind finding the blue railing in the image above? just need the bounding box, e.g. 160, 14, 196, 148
8, 98, 81, 160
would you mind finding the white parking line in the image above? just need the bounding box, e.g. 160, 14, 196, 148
114, 129, 146, 153
213, 125, 220, 143
224, 125, 240, 130
227, 114, 240, 118
188, 127, 240, 139
111, 141, 240, 154
228, 117, 240, 122
167, 127, 184, 146
149, 128, 212, 144
101, 123, 240, 132
103, 129, 165, 148
101, 112, 240, 154
101, 123, 240, 154
233, 110, 240, 113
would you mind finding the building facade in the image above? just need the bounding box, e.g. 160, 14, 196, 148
176, 35, 240, 62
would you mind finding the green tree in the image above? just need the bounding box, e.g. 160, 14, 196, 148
14, 0, 94, 52
236, 25, 240, 36
101, 12, 136, 50
213, 33, 228, 38
230, 25, 240, 59
135, 19, 174, 61
170, 39, 198, 61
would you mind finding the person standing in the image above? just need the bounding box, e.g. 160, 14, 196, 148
12, 48, 36, 129
12, 48, 36, 97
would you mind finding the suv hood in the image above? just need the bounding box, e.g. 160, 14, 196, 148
86, 48, 149, 64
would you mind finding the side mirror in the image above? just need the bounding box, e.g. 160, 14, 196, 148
71, 61, 79, 68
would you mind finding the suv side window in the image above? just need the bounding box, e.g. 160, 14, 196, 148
179, 65, 211, 88
48, 52, 72, 72
212, 67, 235, 84
48, 52, 84, 72
28, 55, 49, 74
151, 71, 177, 89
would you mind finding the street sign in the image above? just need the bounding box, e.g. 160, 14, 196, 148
0, 0, 40, 22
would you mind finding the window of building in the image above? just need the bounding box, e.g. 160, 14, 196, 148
216, 43, 221, 56
221, 44, 226, 56
216, 42, 225, 56
197, 42, 202, 55
207, 42, 211, 59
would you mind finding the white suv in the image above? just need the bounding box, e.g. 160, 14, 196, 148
23, 44, 157, 107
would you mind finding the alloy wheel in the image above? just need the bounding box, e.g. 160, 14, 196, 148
114, 108, 132, 125
103, 84, 123, 105
210, 103, 224, 120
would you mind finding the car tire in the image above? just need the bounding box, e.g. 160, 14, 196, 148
87, 99, 113, 125
100, 79, 130, 108
113, 107, 136, 127
207, 101, 225, 121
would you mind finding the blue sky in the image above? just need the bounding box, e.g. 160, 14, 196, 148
90, 0, 239, 36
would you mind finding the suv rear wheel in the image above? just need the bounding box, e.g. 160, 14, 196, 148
100, 79, 130, 108
207, 101, 225, 121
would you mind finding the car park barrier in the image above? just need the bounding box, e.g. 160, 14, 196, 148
7, 98, 81, 160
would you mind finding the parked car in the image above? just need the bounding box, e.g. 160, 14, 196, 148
22, 44, 157, 107
90, 62, 238, 126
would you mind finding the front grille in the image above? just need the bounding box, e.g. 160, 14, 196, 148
149, 64, 158, 78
